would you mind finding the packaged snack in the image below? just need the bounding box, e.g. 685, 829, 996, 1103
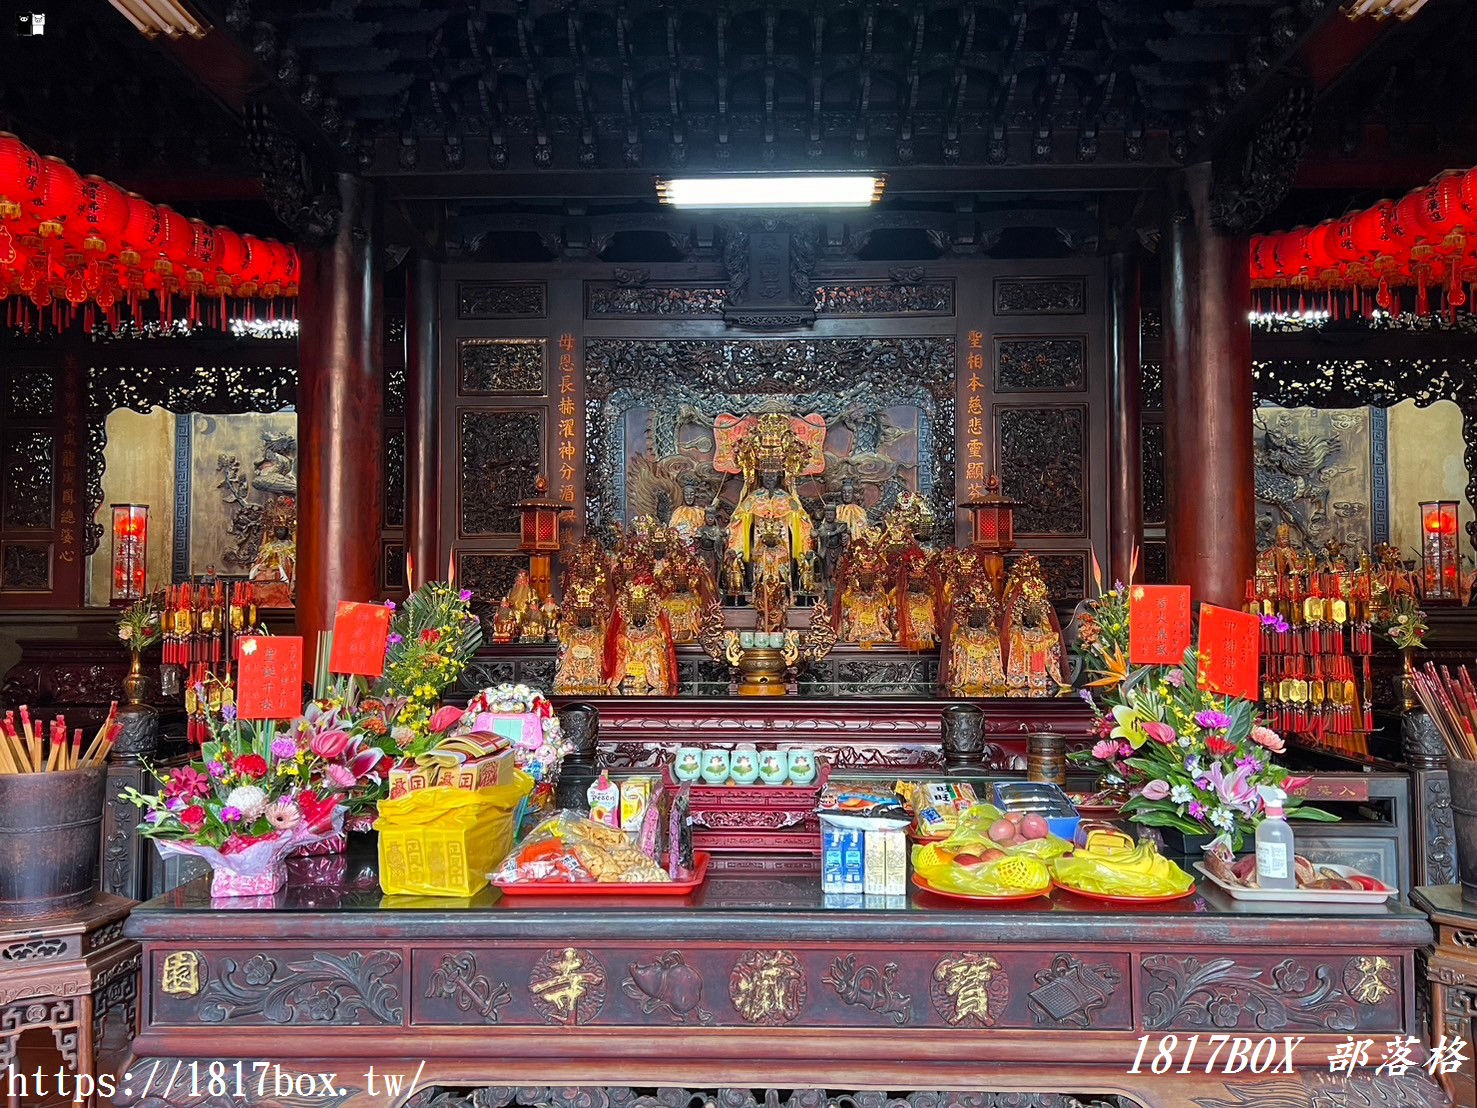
492, 809, 673, 885
587, 770, 620, 827
896, 780, 977, 839
621, 775, 655, 832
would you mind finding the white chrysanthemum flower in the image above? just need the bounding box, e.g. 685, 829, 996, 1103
225, 785, 269, 822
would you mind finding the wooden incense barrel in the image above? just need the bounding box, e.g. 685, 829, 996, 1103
0, 764, 106, 918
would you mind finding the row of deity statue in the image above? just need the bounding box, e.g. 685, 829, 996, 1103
832, 537, 1067, 696
534, 517, 1065, 697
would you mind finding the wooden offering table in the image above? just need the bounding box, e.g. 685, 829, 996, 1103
119, 851, 1444, 1108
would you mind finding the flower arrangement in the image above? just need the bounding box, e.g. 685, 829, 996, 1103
116, 595, 162, 653
1376, 591, 1428, 650
369, 581, 482, 752
119, 679, 350, 894
1071, 557, 1334, 850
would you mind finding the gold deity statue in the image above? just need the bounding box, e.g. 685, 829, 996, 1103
656, 545, 716, 644
940, 582, 1005, 695
896, 544, 940, 650
724, 414, 816, 593
832, 535, 895, 647
667, 477, 708, 545
834, 477, 871, 541
553, 580, 609, 696
248, 494, 297, 608
605, 573, 678, 696
1000, 553, 1065, 694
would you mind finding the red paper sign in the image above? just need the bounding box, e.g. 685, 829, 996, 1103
1196, 604, 1261, 701
327, 601, 392, 677
1129, 584, 1192, 665
237, 635, 304, 720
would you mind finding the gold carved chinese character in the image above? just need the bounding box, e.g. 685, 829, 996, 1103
1343, 955, 1397, 1006
161, 950, 201, 996
729, 949, 806, 1025
930, 952, 1008, 1027
529, 946, 606, 1025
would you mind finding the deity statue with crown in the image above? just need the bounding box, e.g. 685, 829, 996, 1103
553, 577, 610, 696
1000, 553, 1065, 694
716, 412, 825, 599
605, 572, 678, 696
248, 494, 297, 608
656, 543, 717, 643
831, 533, 896, 647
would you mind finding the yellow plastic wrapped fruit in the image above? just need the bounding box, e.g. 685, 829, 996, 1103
1050, 830, 1194, 897
911, 842, 1050, 897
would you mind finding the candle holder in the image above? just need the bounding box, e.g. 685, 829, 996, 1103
1419, 499, 1461, 602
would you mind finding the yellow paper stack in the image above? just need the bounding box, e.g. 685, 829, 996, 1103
375, 771, 533, 897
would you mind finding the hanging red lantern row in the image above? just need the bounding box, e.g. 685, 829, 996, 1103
1250, 167, 1477, 320
0, 130, 299, 333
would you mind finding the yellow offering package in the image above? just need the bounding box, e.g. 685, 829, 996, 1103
1050, 829, 1194, 897
376, 772, 534, 897
912, 842, 1050, 896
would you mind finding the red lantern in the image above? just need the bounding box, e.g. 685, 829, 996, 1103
258, 239, 290, 295
1350, 200, 1397, 257
36, 156, 81, 240
237, 234, 265, 296
1393, 185, 1439, 245
153, 204, 190, 276
0, 132, 41, 263
76, 177, 128, 255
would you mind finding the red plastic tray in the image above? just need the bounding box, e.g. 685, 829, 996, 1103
494, 851, 711, 896
911, 873, 1050, 904
1050, 878, 1196, 904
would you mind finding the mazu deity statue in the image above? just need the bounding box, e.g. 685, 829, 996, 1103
717, 412, 826, 601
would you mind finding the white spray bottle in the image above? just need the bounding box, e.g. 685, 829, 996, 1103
1254, 785, 1296, 889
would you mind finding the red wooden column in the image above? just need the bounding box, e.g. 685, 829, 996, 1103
297, 174, 383, 646
1163, 163, 1254, 609
1107, 251, 1143, 584
403, 252, 439, 590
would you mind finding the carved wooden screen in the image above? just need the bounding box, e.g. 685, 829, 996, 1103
963, 265, 1109, 602
0, 358, 71, 605
441, 260, 1108, 609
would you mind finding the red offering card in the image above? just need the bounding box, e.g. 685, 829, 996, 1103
1129, 584, 1192, 665
327, 601, 392, 677
1196, 604, 1261, 701
237, 636, 304, 720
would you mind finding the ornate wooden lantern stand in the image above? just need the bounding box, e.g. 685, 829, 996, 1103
516, 476, 571, 601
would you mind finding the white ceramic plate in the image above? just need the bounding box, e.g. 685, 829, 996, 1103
1192, 861, 1395, 904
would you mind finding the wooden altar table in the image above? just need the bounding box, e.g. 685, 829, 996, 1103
117, 849, 1444, 1108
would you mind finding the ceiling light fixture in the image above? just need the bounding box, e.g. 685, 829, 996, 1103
1342, 0, 1430, 20
108, 0, 209, 39
655, 175, 885, 209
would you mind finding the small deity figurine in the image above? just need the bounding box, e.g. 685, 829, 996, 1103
518, 597, 549, 643
505, 569, 537, 616
1000, 553, 1065, 694
554, 580, 607, 696
1269, 522, 1304, 576
491, 600, 519, 643
752, 561, 792, 634
695, 505, 728, 580
248, 494, 297, 608
723, 547, 747, 599
896, 544, 939, 650
816, 504, 850, 592
832, 536, 895, 648
939, 582, 1005, 695
668, 476, 708, 545
605, 573, 678, 696
882, 490, 934, 549
834, 477, 870, 541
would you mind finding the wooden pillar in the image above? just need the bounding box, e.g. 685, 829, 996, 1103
404, 252, 439, 590
297, 174, 383, 646
1163, 163, 1255, 609
1107, 251, 1143, 584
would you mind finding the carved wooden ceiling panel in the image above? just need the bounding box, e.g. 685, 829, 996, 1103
220, 0, 1340, 179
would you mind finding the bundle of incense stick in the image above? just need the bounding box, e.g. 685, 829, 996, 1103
0, 701, 119, 774
1412, 662, 1477, 762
